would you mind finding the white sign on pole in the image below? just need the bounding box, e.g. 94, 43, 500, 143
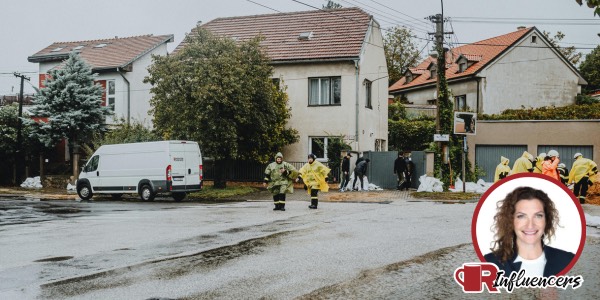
433, 134, 450, 142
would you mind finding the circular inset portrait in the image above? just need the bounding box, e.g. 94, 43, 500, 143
472, 173, 585, 277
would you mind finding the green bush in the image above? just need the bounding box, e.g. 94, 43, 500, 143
480, 103, 600, 120
388, 119, 435, 151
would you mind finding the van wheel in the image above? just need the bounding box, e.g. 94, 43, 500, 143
111, 194, 123, 200
140, 184, 155, 201
172, 192, 186, 202
77, 184, 93, 200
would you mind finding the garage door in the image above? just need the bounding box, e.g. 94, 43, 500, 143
475, 145, 528, 182
537, 145, 593, 172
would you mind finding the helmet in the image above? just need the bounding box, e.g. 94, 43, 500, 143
538, 152, 546, 158
547, 150, 559, 157
574, 152, 583, 159
308, 153, 316, 160
558, 163, 566, 168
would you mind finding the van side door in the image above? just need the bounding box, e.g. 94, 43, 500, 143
184, 143, 201, 189
169, 143, 187, 189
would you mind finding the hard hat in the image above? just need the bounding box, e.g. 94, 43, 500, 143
547, 150, 559, 157
538, 152, 547, 158
574, 152, 583, 159
558, 163, 566, 168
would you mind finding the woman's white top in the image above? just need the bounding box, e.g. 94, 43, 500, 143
515, 252, 547, 277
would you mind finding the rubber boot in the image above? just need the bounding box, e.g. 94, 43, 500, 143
280, 203, 286, 211
309, 198, 318, 209
273, 195, 280, 210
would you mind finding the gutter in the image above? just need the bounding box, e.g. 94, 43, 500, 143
117, 68, 131, 124
476, 77, 481, 114
270, 57, 360, 65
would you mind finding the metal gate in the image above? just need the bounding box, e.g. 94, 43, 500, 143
409, 151, 427, 189
537, 145, 593, 171
475, 145, 528, 182
363, 151, 398, 189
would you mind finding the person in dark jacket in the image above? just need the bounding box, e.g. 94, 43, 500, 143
402, 157, 415, 191
393, 153, 407, 190
484, 186, 575, 277
339, 153, 352, 192
352, 158, 370, 191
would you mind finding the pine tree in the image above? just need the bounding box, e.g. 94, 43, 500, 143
28, 52, 111, 176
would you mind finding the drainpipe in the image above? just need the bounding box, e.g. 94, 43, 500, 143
354, 59, 360, 150
476, 77, 480, 114
117, 68, 131, 124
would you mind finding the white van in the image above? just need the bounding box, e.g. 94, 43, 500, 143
76, 140, 203, 201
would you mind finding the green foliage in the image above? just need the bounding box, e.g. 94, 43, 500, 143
188, 185, 257, 200
480, 103, 600, 120
0, 105, 19, 157
384, 26, 421, 85
576, 94, 599, 105
325, 136, 352, 177
322, 0, 343, 9
388, 101, 407, 121
388, 118, 435, 151
579, 45, 600, 92
27, 52, 111, 150
145, 27, 298, 165
542, 31, 582, 65
576, 0, 600, 16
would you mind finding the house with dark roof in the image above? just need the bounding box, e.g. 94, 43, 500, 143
177, 8, 388, 162
28, 34, 174, 127
389, 27, 587, 115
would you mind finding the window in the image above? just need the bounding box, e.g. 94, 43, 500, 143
375, 139, 386, 151
309, 137, 340, 160
271, 78, 280, 90
309, 77, 341, 105
429, 65, 437, 79
365, 80, 372, 109
94, 43, 107, 48
405, 74, 413, 84
107, 80, 115, 110
84, 155, 100, 172
427, 99, 436, 105
72, 45, 84, 51
531, 36, 537, 43
454, 95, 467, 111
51, 47, 64, 52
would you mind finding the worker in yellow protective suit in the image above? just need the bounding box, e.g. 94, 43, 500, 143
511, 151, 535, 174
297, 153, 331, 209
494, 156, 511, 182
533, 152, 546, 174
568, 153, 598, 204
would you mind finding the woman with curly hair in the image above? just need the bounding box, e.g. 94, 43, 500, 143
484, 186, 575, 277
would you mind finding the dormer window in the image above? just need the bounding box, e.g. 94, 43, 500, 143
429, 65, 437, 79
459, 62, 467, 73
298, 31, 313, 40
531, 36, 537, 43
72, 45, 84, 51
405, 74, 413, 84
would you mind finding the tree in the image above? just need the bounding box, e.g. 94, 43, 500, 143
575, 0, 600, 16
579, 45, 600, 92
145, 27, 298, 188
81, 120, 161, 157
323, 0, 343, 9
28, 52, 111, 178
543, 31, 583, 65
384, 26, 421, 85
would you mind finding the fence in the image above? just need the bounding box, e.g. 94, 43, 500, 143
202, 159, 340, 183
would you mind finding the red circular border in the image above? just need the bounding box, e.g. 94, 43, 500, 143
471, 172, 586, 276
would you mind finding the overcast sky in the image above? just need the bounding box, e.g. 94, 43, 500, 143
1, 0, 598, 94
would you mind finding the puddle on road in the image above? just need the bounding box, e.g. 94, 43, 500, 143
35, 256, 74, 262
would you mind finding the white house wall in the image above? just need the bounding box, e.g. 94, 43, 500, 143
478, 32, 580, 114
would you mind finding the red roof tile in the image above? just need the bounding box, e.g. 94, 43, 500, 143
174, 8, 372, 62
389, 27, 533, 92
28, 35, 174, 70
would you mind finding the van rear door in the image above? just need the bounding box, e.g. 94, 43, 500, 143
184, 143, 201, 189
169, 143, 187, 190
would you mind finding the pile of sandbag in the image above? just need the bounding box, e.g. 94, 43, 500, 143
417, 175, 444, 192
66, 183, 76, 191
20, 176, 43, 189
450, 178, 493, 193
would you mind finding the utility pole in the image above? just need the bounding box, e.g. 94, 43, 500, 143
13, 72, 30, 184
427, 11, 453, 183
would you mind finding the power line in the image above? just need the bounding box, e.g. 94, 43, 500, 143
451, 20, 599, 26
369, 0, 432, 27
339, 0, 431, 33
449, 42, 597, 50
453, 16, 600, 21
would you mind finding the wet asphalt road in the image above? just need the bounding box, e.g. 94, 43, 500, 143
1, 195, 599, 299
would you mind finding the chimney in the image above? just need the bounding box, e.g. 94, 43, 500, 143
517, 26, 526, 30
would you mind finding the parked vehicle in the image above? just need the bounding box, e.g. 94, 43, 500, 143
76, 141, 202, 201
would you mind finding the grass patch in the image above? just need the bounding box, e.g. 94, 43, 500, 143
411, 192, 481, 201
188, 186, 258, 200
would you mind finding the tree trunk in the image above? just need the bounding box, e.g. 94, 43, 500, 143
39, 152, 45, 183
213, 159, 227, 189
71, 142, 80, 184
